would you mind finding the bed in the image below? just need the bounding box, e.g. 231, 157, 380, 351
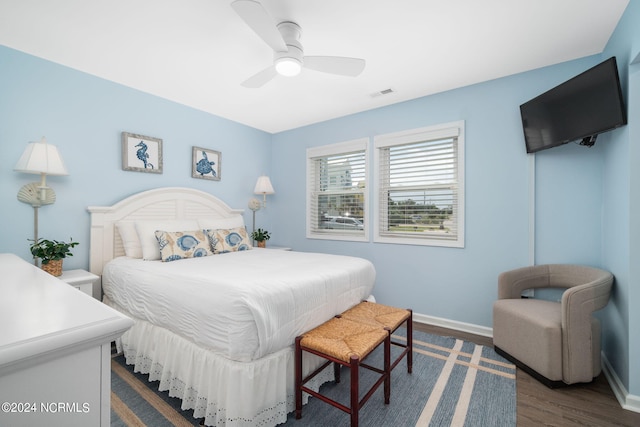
88, 187, 376, 427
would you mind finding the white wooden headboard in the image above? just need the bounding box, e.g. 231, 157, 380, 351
87, 187, 243, 277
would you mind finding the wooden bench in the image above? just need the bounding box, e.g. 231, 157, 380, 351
295, 302, 412, 427
340, 301, 413, 375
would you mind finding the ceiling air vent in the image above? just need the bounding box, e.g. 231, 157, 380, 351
370, 88, 395, 98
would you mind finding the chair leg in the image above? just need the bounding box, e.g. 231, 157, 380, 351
334, 361, 341, 383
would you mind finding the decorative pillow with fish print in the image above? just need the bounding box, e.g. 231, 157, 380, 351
154, 230, 213, 262
206, 227, 252, 254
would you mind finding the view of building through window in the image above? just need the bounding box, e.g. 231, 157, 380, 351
307, 139, 368, 239
314, 151, 366, 233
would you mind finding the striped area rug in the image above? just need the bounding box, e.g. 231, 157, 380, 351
111, 331, 516, 426
110, 356, 200, 427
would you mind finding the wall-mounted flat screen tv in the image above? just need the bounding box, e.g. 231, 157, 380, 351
520, 57, 626, 154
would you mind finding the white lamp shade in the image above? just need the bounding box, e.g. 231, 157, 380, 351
14, 138, 69, 176
254, 176, 275, 195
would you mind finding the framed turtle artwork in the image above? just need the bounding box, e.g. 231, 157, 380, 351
191, 146, 221, 181
121, 132, 163, 174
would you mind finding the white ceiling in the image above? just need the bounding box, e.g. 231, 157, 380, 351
0, 0, 629, 133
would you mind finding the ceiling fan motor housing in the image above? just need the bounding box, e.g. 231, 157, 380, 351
274, 22, 303, 75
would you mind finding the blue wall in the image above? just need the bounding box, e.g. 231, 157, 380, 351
0, 45, 273, 268
1, 1, 638, 400
600, 0, 640, 400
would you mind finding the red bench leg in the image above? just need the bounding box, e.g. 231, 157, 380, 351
384, 328, 391, 404
350, 355, 359, 427
408, 309, 413, 374
295, 336, 303, 419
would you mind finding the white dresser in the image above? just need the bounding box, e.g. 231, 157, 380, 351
0, 254, 133, 426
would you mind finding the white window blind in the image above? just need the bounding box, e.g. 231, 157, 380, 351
307, 139, 368, 241
374, 121, 464, 247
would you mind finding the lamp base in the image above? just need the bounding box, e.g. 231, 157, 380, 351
17, 182, 56, 207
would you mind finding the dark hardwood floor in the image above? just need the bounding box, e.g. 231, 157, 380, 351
413, 322, 640, 427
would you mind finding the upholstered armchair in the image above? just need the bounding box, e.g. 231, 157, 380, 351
492, 264, 613, 387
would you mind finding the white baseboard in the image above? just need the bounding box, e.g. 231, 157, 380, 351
602, 352, 640, 413
412, 311, 493, 338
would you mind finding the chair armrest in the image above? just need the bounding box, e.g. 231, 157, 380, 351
497, 265, 551, 299
561, 272, 613, 383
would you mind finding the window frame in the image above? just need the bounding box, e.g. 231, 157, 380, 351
306, 138, 369, 242
373, 121, 465, 248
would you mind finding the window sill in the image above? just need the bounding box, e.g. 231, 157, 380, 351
307, 233, 369, 243
373, 235, 464, 248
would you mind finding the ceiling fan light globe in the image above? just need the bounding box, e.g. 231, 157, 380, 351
275, 57, 302, 76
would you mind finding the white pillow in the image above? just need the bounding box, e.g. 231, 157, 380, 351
115, 221, 143, 258
135, 219, 199, 260
198, 215, 245, 230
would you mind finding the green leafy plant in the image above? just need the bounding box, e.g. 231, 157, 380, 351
29, 238, 79, 264
250, 228, 271, 242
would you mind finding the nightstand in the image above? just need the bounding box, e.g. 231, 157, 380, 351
257, 245, 292, 251
59, 269, 99, 298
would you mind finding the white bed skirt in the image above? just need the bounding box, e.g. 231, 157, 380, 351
106, 297, 333, 427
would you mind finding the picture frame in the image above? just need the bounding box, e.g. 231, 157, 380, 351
192, 146, 221, 181
122, 132, 163, 173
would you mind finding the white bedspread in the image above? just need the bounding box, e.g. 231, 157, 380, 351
102, 249, 375, 362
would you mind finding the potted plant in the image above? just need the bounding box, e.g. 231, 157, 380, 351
251, 228, 271, 248
29, 238, 79, 276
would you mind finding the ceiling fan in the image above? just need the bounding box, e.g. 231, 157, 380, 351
231, 0, 366, 88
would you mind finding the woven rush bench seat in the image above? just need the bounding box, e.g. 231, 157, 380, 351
295, 302, 412, 427
340, 301, 413, 374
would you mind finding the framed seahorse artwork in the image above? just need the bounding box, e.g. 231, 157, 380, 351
121, 132, 163, 174
191, 146, 221, 181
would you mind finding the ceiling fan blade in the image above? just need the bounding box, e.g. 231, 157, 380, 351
241, 66, 278, 88
231, 0, 287, 52
303, 56, 366, 77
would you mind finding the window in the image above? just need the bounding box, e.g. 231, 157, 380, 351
307, 138, 368, 241
373, 121, 464, 247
